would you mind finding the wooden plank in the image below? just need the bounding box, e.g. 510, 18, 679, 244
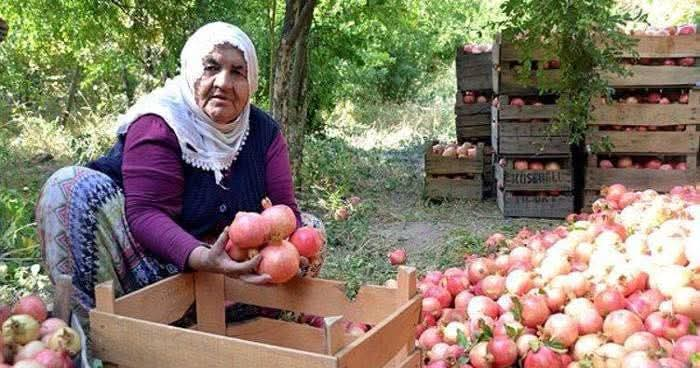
497, 190, 574, 219
424, 176, 484, 200
495, 164, 573, 191
497, 121, 567, 137
324, 316, 346, 355
497, 135, 570, 155
396, 267, 417, 302
224, 317, 357, 354
224, 276, 398, 326
113, 273, 194, 324
497, 69, 560, 95
621, 35, 700, 58
394, 350, 422, 368
604, 65, 700, 87
54, 274, 73, 322
337, 296, 421, 368
498, 40, 550, 62
425, 154, 484, 175
456, 124, 491, 142
587, 131, 698, 153
498, 104, 559, 121
95, 281, 115, 314
590, 102, 698, 125
89, 311, 337, 368
458, 74, 494, 92
456, 49, 493, 69
195, 272, 226, 335
585, 167, 699, 192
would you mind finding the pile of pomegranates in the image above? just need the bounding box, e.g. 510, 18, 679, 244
226, 198, 324, 284
432, 142, 479, 160
505, 159, 562, 172
606, 90, 691, 105
462, 44, 493, 54
414, 184, 700, 367
629, 24, 696, 37
462, 91, 492, 105
1, 295, 80, 367
598, 157, 688, 171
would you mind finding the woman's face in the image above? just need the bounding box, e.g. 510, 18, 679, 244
194, 44, 249, 125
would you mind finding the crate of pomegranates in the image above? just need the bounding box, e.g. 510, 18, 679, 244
86, 203, 422, 368
455, 44, 495, 92
425, 142, 492, 200
492, 36, 561, 95
455, 91, 494, 143
496, 190, 575, 219
2, 294, 83, 367
605, 25, 699, 87
491, 96, 569, 156
495, 157, 573, 192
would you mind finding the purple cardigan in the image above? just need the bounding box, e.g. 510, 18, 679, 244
122, 115, 301, 270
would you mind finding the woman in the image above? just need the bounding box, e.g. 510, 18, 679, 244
35, 22, 324, 321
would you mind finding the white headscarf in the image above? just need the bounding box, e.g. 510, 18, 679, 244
116, 22, 259, 185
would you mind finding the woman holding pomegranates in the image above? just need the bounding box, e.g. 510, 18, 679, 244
35, 23, 325, 321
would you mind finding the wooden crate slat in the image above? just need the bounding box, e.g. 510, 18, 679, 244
224, 277, 398, 326
604, 65, 700, 87
456, 49, 493, 68
425, 176, 484, 200
620, 35, 700, 58
113, 273, 194, 324
392, 350, 422, 368
90, 311, 338, 368
195, 272, 226, 335
495, 164, 573, 191
497, 190, 574, 219
425, 153, 484, 175
456, 125, 491, 142
498, 39, 550, 62
587, 131, 699, 154
496, 69, 560, 95
496, 135, 570, 155
590, 101, 698, 125
497, 104, 559, 120
336, 296, 421, 368
496, 120, 567, 137
456, 49, 494, 91
585, 167, 698, 192
224, 318, 358, 355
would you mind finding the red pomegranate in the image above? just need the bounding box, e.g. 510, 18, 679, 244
258, 240, 301, 283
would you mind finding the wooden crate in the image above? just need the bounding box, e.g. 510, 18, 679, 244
492, 101, 570, 156
425, 174, 485, 200
492, 37, 560, 95
425, 142, 487, 175
605, 35, 699, 87
456, 47, 494, 92
590, 90, 700, 126
585, 155, 698, 192
496, 189, 574, 219
455, 93, 492, 142
495, 157, 573, 192
89, 268, 422, 368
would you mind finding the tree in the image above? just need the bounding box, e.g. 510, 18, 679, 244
0, 17, 7, 43
270, 0, 316, 185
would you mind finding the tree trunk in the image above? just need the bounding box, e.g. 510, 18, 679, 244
270, 0, 316, 187
60, 67, 81, 126
268, 0, 278, 104
0, 17, 8, 43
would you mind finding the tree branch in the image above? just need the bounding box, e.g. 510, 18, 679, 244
285, 0, 315, 44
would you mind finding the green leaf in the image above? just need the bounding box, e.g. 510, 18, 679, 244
691, 353, 700, 365
458, 356, 470, 365
505, 324, 522, 339
544, 339, 569, 354
689, 321, 697, 335
476, 318, 494, 343
457, 329, 471, 350
511, 296, 523, 322
579, 359, 594, 368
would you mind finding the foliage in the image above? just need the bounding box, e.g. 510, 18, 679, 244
496, 0, 646, 145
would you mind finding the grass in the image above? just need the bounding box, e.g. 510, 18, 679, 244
0, 66, 560, 303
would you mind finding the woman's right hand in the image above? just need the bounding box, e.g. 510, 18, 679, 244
187, 227, 272, 285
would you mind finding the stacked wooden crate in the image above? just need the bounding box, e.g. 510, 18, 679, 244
584, 34, 700, 207
424, 142, 492, 200
491, 39, 574, 218
455, 45, 494, 143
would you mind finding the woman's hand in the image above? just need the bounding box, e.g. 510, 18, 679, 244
188, 227, 271, 284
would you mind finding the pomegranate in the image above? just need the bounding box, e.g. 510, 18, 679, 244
529, 161, 544, 170
257, 240, 300, 283
603, 310, 644, 344
524, 345, 563, 368
35, 349, 68, 368
422, 297, 441, 316
671, 287, 700, 322
677, 24, 696, 35
442, 321, 468, 344
594, 289, 627, 316
647, 92, 662, 103
520, 295, 550, 328
14, 341, 46, 361
515, 160, 529, 171
418, 327, 442, 350
576, 307, 604, 335
467, 296, 500, 320
443, 274, 470, 297
658, 358, 686, 368
47, 326, 81, 356
2, 314, 40, 345
463, 91, 477, 104
469, 341, 494, 368
622, 351, 661, 368
229, 212, 271, 249
387, 248, 407, 266
544, 314, 579, 347
488, 336, 518, 368
454, 291, 474, 310
425, 286, 452, 308
477, 95, 488, 104
39, 318, 68, 338
510, 98, 526, 107
12, 296, 48, 323
545, 161, 560, 171
600, 160, 614, 169
481, 275, 506, 300
468, 258, 495, 284
260, 200, 297, 240
617, 157, 633, 168
289, 227, 323, 258
671, 335, 700, 362
574, 334, 605, 361
624, 331, 660, 353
